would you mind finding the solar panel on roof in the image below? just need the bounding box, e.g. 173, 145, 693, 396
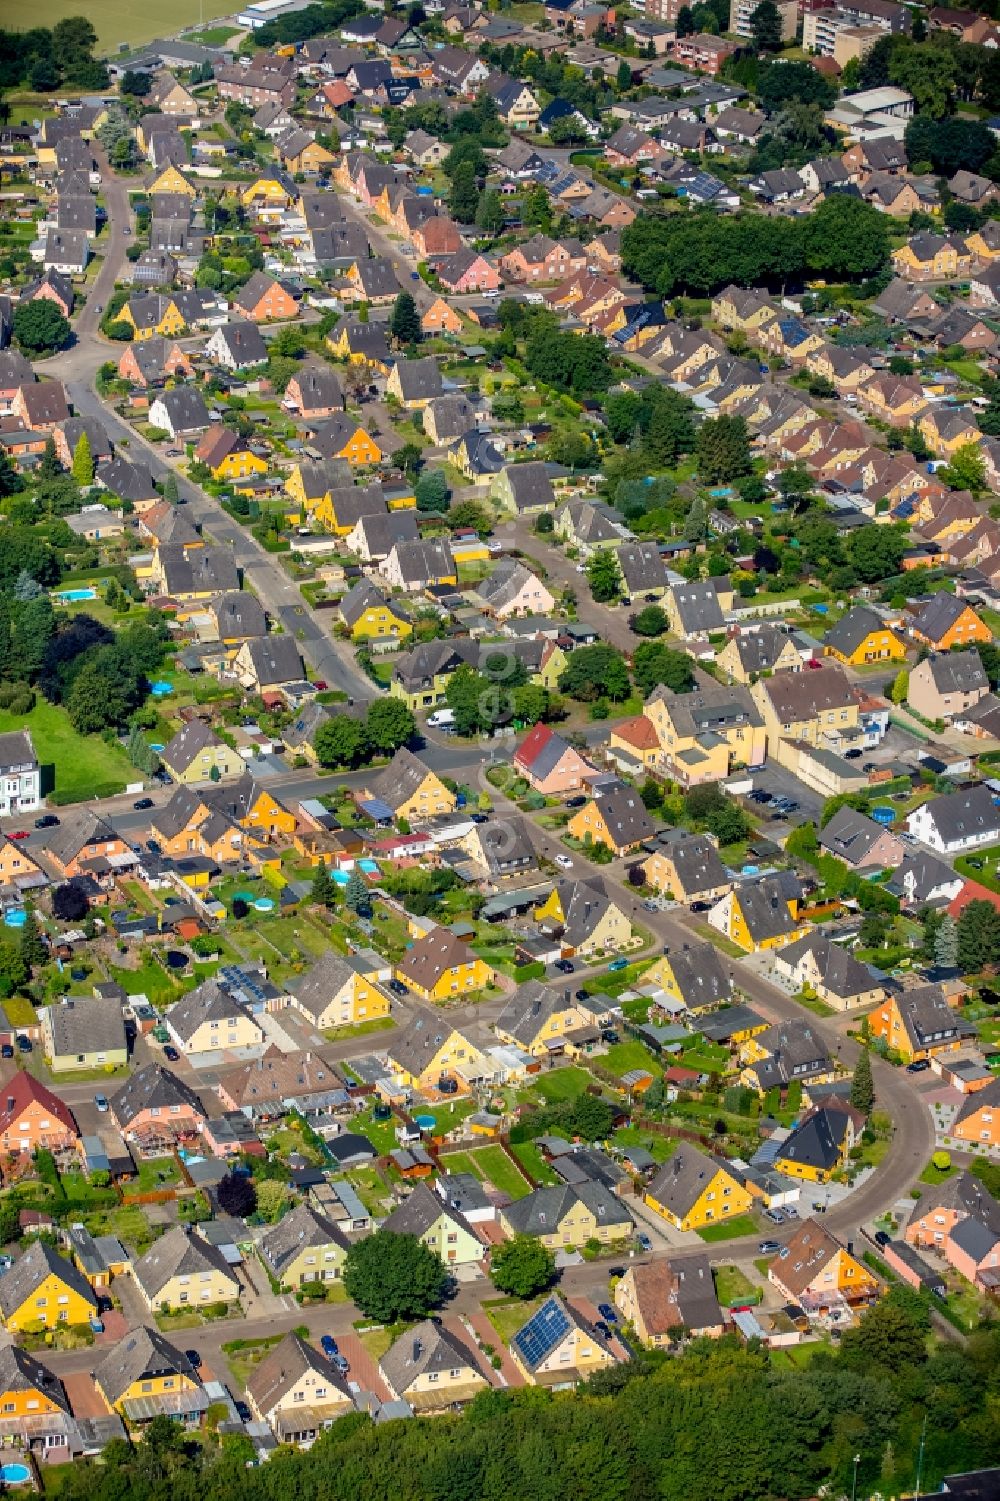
513, 1297, 570, 1367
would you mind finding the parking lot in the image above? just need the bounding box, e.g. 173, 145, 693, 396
744, 766, 825, 829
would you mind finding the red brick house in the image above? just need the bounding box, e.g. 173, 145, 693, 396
233, 270, 299, 322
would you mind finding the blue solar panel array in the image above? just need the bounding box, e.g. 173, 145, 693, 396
513, 1297, 570, 1368
220, 964, 267, 1004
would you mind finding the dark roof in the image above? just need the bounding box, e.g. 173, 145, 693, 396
912, 590, 976, 644
824, 604, 900, 658
93, 1325, 197, 1406
110, 1062, 205, 1129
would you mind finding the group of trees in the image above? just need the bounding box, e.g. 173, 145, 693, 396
926, 899, 1000, 973
498, 303, 614, 397
0, 16, 106, 91
860, 29, 1000, 119
16, 611, 171, 736
13, 300, 70, 356
312, 699, 415, 770
445, 658, 557, 737
621, 196, 890, 298
904, 114, 999, 176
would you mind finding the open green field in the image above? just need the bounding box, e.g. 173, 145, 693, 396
3, 0, 244, 53
467, 1145, 530, 1200
0, 698, 134, 803
525, 1066, 593, 1104
697, 1215, 758, 1243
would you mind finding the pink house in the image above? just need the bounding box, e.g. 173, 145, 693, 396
946, 1217, 1000, 1287
513, 723, 596, 796
433, 250, 501, 294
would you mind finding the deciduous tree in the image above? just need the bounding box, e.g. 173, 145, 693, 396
343, 1230, 447, 1323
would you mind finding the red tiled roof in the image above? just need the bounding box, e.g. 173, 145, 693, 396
0, 1073, 77, 1138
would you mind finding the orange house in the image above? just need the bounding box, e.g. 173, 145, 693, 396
905, 1171, 997, 1250
867, 985, 961, 1064
0, 1073, 78, 1154
909, 592, 992, 651
0, 834, 47, 894
233, 271, 299, 323
950, 1079, 1000, 1149
421, 297, 463, 335
47, 812, 133, 882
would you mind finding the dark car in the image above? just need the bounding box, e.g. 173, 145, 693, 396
185, 1349, 202, 1369
34, 814, 59, 829
235, 1401, 252, 1423
597, 1303, 617, 1323
147, 838, 161, 855
163, 1044, 180, 1062
321, 1334, 339, 1359
689, 900, 710, 913
575, 989, 590, 1002
16, 1035, 31, 1053
874, 1230, 891, 1247
470, 813, 490, 824
565, 795, 588, 808
0, 1044, 12, 1060
844, 749, 862, 760
389, 978, 409, 996
907, 1059, 931, 1073
554, 959, 574, 974
133, 797, 154, 811
607, 1266, 626, 1278
601, 1028, 619, 1044
595, 1321, 611, 1339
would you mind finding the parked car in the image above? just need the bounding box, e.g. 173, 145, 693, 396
0, 1044, 13, 1060
636, 1232, 652, 1251
608, 957, 628, 972
554, 959, 574, 974
389, 979, 409, 996
94, 1094, 109, 1112
595, 1321, 611, 1339
7, 831, 28, 840
764, 1207, 785, 1225
874, 1230, 891, 1247
555, 853, 574, 870
689, 901, 710, 913
784, 1205, 799, 1219
575, 989, 589, 1002
185, 1349, 202, 1369
163, 1044, 180, 1062
844, 749, 862, 760
907, 1059, 931, 1073
34, 814, 59, 829
321, 1335, 339, 1359
565, 795, 587, 808
133, 797, 154, 811
16, 1035, 30, 1053
597, 1303, 617, 1323
758, 1240, 781, 1255
332, 1354, 349, 1374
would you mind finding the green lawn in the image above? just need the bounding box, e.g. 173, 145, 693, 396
603, 1040, 663, 1078
0, 698, 135, 803
323, 1016, 395, 1042
440, 1151, 484, 1181
109, 954, 185, 1006
691, 923, 746, 960
697, 1215, 758, 1243
714, 1266, 761, 1307
468, 1145, 530, 1199
509, 1140, 561, 1186
526, 1066, 595, 1103
919, 1158, 958, 1185
134, 1157, 181, 1192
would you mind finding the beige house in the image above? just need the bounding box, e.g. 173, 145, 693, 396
716, 626, 803, 684
285, 951, 392, 1031
160, 720, 246, 785
750, 663, 860, 749
510, 1294, 618, 1386
380, 1320, 488, 1412
163, 979, 265, 1059
494, 980, 591, 1057
41, 997, 128, 1075
642, 831, 731, 904
499, 1183, 633, 1248
382, 1184, 483, 1266
246, 1332, 352, 1444
131, 1226, 241, 1313
772, 933, 886, 1012
908, 650, 990, 722
257, 1203, 348, 1290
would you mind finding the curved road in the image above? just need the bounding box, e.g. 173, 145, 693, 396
47, 153, 373, 703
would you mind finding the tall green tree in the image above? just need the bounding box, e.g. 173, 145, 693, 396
390, 291, 421, 346
750, 0, 783, 50
71, 431, 93, 487
310, 863, 335, 906
491, 1236, 557, 1298
850, 1048, 874, 1115
587, 549, 621, 604
449, 160, 480, 223
13, 300, 70, 354
344, 868, 371, 917
18, 903, 46, 971
343, 1230, 447, 1323
696, 415, 752, 484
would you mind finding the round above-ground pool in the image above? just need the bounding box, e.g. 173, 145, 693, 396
0, 1463, 31, 1485
55, 588, 97, 603
3, 908, 26, 928
254, 897, 274, 912
414, 1114, 436, 1130
150, 681, 173, 697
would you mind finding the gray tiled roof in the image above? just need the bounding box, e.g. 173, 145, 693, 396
110, 1062, 205, 1129
258, 1202, 347, 1278
132, 1226, 237, 1303
502, 1182, 632, 1236
45, 996, 126, 1060
380, 1318, 482, 1397
646, 1145, 741, 1221
0, 1241, 96, 1321
245, 1331, 350, 1416
93, 1325, 197, 1406
661, 940, 731, 1011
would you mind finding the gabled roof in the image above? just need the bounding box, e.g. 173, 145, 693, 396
93, 1325, 197, 1406
778, 931, 879, 1002
381, 1180, 475, 1239
365, 745, 441, 813
165, 978, 255, 1044
110, 1062, 205, 1129
919, 649, 988, 697
625, 1255, 722, 1335
775, 1107, 849, 1174
396, 926, 477, 992
380, 1318, 483, 1398
0, 1073, 76, 1139
769, 1217, 853, 1296
287, 951, 380, 1019
132, 1225, 236, 1302
824, 604, 899, 658
661, 940, 731, 1010
0, 1240, 97, 1320
647, 1144, 743, 1220
258, 1201, 347, 1277
917, 783, 1000, 844
246, 1330, 350, 1416
912, 590, 978, 644
0, 1344, 69, 1410
496, 980, 576, 1048
819, 804, 892, 868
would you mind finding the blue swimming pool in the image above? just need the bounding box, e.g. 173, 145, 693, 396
253, 897, 274, 912
0, 1463, 31, 1485
55, 588, 97, 603
3, 909, 26, 928
150, 681, 173, 697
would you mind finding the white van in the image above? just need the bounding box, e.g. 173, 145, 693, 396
427, 708, 456, 730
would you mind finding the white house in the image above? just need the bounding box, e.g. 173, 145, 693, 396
42, 229, 89, 274
0, 731, 41, 818
907, 783, 1000, 855
148, 387, 211, 440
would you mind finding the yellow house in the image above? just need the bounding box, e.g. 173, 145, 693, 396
380, 1320, 488, 1412
93, 1326, 202, 1418
319, 421, 383, 467
607, 714, 662, 771
395, 927, 493, 1003
146, 163, 195, 197
824, 605, 907, 667
917, 407, 983, 458
386, 1007, 488, 1091
708, 873, 809, 954
566, 784, 654, 856
287, 951, 392, 1030
246, 1332, 353, 1439
339, 577, 412, 643
645, 1146, 753, 1232
500, 1184, 634, 1247
451, 535, 491, 565
768, 1220, 881, 1311
0, 1241, 98, 1332
0, 1345, 70, 1422
195, 425, 268, 481
716, 629, 803, 684
258, 1203, 348, 1290
360, 745, 456, 822
750, 664, 860, 750
132, 1226, 241, 1314
160, 721, 247, 786
644, 681, 767, 787
772, 1107, 854, 1183
891, 236, 959, 280
122, 294, 186, 340
494, 979, 590, 1056
241, 176, 294, 211
325, 322, 392, 374
382, 1183, 483, 1265
533, 878, 632, 958
966, 223, 1000, 263
510, 1294, 619, 1385
642, 832, 731, 905
282, 137, 335, 174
